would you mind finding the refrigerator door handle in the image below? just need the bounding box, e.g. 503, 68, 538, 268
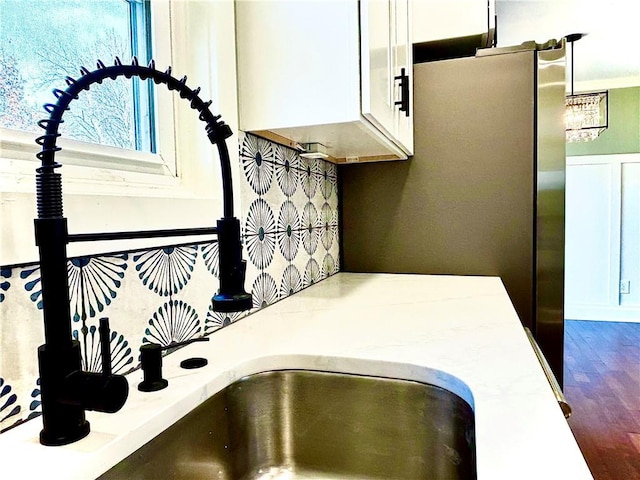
525, 327, 572, 419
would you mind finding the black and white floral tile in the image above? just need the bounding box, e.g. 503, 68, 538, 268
239, 132, 339, 305
0, 132, 339, 433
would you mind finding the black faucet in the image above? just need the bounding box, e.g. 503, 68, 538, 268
34, 57, 252, 446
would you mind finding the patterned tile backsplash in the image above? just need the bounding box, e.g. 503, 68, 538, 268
0, 132, 340, 433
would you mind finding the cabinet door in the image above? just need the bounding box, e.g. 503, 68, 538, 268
392, 0, 413, 154
412, 0, 494, 44
361, 0, 413, 155
236, 1, 359, 132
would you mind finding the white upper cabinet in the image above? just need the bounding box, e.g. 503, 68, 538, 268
235, 0, 413, 163
412, 0, 495, 44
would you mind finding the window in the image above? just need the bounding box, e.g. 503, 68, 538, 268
0, 0, 155, 152
0, 0, 240, 266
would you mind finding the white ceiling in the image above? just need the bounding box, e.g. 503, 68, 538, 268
495, 0, 640, 91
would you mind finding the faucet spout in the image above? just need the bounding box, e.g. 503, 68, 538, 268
213, 217, 253, 312
34, 58, 252, 446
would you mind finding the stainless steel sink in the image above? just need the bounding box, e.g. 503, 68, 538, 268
99, 370, 476, 479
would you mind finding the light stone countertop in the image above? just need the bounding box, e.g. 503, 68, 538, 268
0, 273, 593, 479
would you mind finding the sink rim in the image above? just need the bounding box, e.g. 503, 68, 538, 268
120, 353, 477, 444
223, 354, 476, 411
99, 364, 478, 480
107, 354, 477, 475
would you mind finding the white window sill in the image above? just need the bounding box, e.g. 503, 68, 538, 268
0, 129, 225, 265
1, 126, 181, 191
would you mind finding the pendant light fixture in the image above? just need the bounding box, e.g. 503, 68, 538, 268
565, 33, 608, 143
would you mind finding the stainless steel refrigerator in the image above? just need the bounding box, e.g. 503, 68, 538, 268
340, 41, 567, 384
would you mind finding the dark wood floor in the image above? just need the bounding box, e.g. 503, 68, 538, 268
564, 320, 640, 480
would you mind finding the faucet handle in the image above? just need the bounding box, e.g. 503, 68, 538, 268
57, 319, 129, 416
98, 317, 112, 376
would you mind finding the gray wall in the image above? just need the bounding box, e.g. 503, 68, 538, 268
340, 53, 536, 328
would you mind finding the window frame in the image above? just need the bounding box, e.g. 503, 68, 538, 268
0, 0, 176, 175
0, 0, 242, 266
129, 0, 158, 153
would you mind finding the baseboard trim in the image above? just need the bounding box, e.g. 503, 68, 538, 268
564, 304, 640, 323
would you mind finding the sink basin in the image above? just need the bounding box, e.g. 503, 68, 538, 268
99, 369, 476, 479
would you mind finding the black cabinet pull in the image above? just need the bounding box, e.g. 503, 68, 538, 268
394, 67, 410, 117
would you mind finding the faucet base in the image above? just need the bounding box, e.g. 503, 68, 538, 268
38, 341, 90, 446
40, 419, 90, 447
